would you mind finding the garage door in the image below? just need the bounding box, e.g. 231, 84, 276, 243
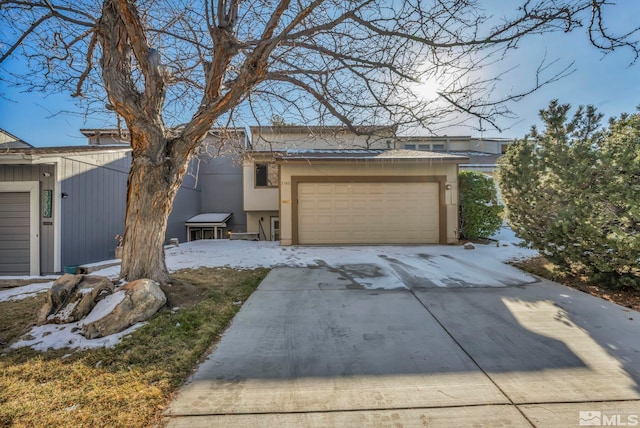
0, 192, 31, 275
297, 182, 439, 244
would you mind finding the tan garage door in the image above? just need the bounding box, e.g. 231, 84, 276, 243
0, 192, 31, 275
297, 182, 439, 244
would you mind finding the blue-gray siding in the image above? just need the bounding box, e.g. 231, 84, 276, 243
59, 152, 131, 268
199, 155, 246, 233
59, 152, 201, 266
167, 186, 201, 242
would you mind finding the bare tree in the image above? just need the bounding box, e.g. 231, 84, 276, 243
1, 0, 638, 284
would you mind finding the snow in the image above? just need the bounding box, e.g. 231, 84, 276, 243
89, 225, 538, 289
186, 213, 232, 223
83, 291, 125, 324
0, 281, 54, 301
3, 226, 537, 352
10, 321, 143, 352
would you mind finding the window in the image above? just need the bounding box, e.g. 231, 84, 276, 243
271, 217, 280, 241
255, 163, 278, 187
432, 143, 445, 151
404, 144, 416, 150
418, 144, 430, 151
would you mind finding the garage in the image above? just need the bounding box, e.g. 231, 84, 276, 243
297, 181, 440, 244
276, 149, 467, 246
0, 192, 31, 275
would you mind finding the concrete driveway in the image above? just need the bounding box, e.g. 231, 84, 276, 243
165, 266, 640, 427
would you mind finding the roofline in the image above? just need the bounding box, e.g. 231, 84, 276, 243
80, 127, 248, 138
0, 146, 132, 159
245, 149, 468, 163
397, 135, 515, 142
0, 128, 34, 147
276, 156, 468, 164
249, 125, 397, 135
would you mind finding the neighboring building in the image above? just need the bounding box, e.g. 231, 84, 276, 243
0, 128, 33, 149
249, 125, 396, 150
0, 146, 131, 275
396, 135, 513, 176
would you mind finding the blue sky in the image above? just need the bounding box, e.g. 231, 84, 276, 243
1, 3, 638, 147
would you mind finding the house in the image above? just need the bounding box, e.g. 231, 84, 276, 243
243, 149, 467, 245
242, 126, 396, 241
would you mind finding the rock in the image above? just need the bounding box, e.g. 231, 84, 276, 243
463, 243, 475, 250
37, 274, 82, 323
38, 275, 113, 324
82, 279, 166, 339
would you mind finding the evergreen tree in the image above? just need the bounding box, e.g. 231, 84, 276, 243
498, 101, 640, 289
458, 171, 503, 240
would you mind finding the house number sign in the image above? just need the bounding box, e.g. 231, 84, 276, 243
43, 189, 52, 218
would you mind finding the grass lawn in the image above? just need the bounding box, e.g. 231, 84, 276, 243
0, 267, 269, 428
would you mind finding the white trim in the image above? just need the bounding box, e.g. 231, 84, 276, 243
0, 181, 40, 275
51, 158, 62, 272
32, 157, 62, 272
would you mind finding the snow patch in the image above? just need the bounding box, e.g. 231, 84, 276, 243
10, 321, 143, 352
0, 281, 53, 302
83, 290, 126, 324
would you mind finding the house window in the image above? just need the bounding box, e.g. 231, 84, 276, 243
432, 143, 445, 151
418, 144, 430, 151
404, 144, 416, 150
255, 163, 278, 187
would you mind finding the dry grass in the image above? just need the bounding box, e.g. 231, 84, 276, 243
0, 296, 41, 347
0, 267, 269, 428
512, 256, 640, 311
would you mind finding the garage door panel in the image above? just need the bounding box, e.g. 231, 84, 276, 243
298, 200, 316, 210
316, 216, 333, 225
0, 240, 29, 249
298, 182, 440, 245
0, 251, 30, 261
315, 184, 334, 194
316, 200, 333, 210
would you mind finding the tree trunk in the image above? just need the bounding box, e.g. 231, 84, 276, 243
119, 139, 183, 285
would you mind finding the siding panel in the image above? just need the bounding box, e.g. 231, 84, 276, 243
60, 152, 130, 267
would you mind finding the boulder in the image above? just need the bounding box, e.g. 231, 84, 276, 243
38, 274, 114, 324
463, 243, 476, 250
82, 279, 166, 339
